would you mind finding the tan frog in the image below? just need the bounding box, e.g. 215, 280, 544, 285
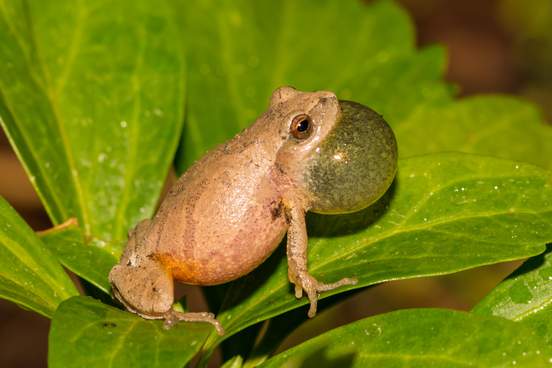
109, 87, 397, 335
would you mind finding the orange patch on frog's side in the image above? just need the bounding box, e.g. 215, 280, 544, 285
157, 253, 208, 285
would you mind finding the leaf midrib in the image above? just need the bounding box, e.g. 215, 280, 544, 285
22, 0, 92, 231
311, 208, 549, 286
106, 320, 139, 368
218, 208, 550, 338
0, 6, 68, 222
0, 234, 73, 299
511, 296, 552, 322
0, 274, 54, 316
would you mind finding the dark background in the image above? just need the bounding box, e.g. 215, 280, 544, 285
1, 0, 550, 366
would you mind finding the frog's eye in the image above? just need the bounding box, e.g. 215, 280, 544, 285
290, 114, 313, 140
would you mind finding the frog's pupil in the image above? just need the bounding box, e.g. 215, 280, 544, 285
297, 120, 309, 132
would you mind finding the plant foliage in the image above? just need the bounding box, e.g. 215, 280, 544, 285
0, 0, 551, 367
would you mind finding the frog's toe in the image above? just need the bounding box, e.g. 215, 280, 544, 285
164, 310, 225, 335
296, 274, 358, 318
294, 284, 303, 298
306, 291, 319, 318
316, 276, 358, 292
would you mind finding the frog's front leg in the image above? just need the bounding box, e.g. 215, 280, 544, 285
285, 203, 357, 318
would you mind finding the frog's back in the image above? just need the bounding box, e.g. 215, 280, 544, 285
147, 137, 288, 285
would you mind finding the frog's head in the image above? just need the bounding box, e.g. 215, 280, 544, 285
272, 86, 397, 214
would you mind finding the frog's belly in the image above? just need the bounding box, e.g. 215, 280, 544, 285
152, 161, 289, 285
156, 202, 288, 285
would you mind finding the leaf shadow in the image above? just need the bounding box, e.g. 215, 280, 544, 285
247, 285, 377, 362
505, 243, 552, 280
308, 179, 397, 239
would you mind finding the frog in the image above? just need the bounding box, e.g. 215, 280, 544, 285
109, 86, 398, 335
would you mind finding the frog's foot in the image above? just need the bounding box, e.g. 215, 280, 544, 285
294, 273, 357, 318
163, 309, 225, 336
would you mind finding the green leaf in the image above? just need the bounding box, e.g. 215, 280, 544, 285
395, 96, 552, 169
0, 196, 78, 317
39, 220, 116, 293
259, 309, 552, 367
0, 0, 185, 255
206, 153, 552, 348
48, 296, 211, 368
173, 0, 452, 172
473, 246, 552, 344
221, 356, 244, 368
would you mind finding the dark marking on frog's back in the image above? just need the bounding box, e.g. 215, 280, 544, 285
270, 199, 284, 220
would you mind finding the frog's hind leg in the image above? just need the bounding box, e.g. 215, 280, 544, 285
109, 254, 175, 318
110, 255, 224, 334
110, 234, 225, 336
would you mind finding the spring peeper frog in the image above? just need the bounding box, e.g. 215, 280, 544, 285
109, 87, 397, 335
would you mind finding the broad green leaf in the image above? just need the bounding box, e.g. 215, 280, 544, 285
39, 220, 116, 293
0, 0, 185, 255
260, 309, 552, 367
48, 296, 211, 368
473, 247, 552, 344
205, 153, 552, 348
173, 0, 452, 172
395, 96, 552, 169
0, 197, 78, 317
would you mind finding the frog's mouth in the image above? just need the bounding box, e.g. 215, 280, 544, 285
305, 100, 398, 214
